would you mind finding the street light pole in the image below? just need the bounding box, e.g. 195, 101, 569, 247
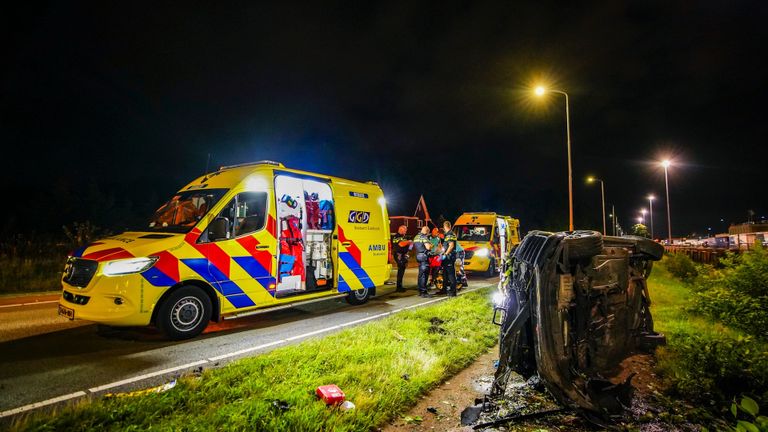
535, 86, 573, 231
587, 177, 606, 235
611, 204, 616, 236
662, 160, 673, 244
647, 195, 655, 239
558, 90, 574, 232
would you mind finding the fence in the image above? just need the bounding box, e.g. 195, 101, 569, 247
664, 246, 733, 265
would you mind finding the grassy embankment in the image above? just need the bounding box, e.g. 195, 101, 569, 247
13, 287, 498, 431
0, 256, 63, 295
647, 258, 768, 419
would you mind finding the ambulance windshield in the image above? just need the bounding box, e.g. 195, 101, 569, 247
455, 225, 492, 242
148, 189, 227, 233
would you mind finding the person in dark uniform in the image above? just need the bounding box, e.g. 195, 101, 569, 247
441, 221, 458, 297
392, 225, 412, 292
412, 226, 433, 298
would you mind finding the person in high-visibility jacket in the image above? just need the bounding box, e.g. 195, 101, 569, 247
392, 225, 412, 292
441, 221, 458, 297
412, 226, 433, 298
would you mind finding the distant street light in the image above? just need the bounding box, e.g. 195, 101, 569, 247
534, 85, 573, 231
647, 195, 655, 239
661, 159, 673, 244
586, 176, 607, 235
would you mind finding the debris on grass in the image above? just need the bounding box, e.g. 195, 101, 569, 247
271, 399, 291, 412
104, 379, 177, 398
316, 384, 345, 405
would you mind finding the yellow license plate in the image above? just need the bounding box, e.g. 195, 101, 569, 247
58, 304, 75, 320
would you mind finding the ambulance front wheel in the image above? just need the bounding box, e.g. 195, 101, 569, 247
346, 287, 371, 305
156, 286, 212, 340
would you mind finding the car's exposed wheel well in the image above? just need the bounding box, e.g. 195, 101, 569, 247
152, 280, 221, 325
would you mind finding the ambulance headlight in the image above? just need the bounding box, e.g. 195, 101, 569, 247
475, 248, 489, 257
103, 257, 158, 276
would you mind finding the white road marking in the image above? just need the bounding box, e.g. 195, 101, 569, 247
0, 300, 59, 309
0, 391, 87, 418
87, 360, 209, 393
0, 284, 491, 419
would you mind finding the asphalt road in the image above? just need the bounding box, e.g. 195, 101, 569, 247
0, 268, 498, 419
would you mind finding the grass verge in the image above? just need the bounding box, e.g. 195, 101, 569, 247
648, 260, 768, 416
14, 287, 498, 431
0, 257, 63, 295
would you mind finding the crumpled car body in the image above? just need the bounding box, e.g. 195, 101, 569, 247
492, 230, 665, 422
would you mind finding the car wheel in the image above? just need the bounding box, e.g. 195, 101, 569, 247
156, 286, 212, 340
564, 230, 603, 260
485, 258, 496, 277
346, 287, 371, 305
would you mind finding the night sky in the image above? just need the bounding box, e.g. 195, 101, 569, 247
3, 2, 767, 238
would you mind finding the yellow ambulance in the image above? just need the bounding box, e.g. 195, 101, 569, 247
58, 161, 391, 339
453, 212, 520, 277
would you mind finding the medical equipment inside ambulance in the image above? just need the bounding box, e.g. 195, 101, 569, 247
274, 175, 335, 297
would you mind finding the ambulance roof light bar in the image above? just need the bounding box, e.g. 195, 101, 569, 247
219, 160, 284, 170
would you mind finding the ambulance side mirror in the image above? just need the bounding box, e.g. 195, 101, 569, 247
208, 217, 230, 241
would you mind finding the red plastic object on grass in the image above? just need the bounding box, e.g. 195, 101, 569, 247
316, 384, 345, 405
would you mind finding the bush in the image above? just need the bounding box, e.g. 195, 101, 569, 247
665, 252, 699, 282
656, 330, 768, 409
692, 245, 768, 340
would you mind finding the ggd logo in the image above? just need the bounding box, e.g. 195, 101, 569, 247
348, 210, 370, 224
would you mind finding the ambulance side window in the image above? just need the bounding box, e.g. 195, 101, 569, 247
211, 192, 268, 241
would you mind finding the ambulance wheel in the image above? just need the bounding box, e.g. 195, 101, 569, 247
156, 286, 212, 340
346, 287, 371, 305
485, 258, 496, 277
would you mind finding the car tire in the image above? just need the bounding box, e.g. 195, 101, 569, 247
485, 258, 496, 277
346, 287, 371, 305
564, 230, 603, 260
156, 286, 212, 340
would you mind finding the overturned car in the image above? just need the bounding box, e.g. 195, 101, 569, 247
490, 230, 665, 424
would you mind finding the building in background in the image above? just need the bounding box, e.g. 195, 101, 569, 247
389, 195, 435, 236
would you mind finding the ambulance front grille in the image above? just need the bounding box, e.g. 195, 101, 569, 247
464, 251, 474, 259
63, 258, 98, 288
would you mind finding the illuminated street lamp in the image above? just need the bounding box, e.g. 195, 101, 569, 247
534, 85, 573, 231
647, 195, 655, 239
661, 159, 673, 244
586, 176, 606, 235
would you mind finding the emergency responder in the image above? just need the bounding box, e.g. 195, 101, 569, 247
413, 226, 433, 298
441, 221, 458, 297
427, 227, 442, 287
455, 238, 468, 288
392, 225, 412, 292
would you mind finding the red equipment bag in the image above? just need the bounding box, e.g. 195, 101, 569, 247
316, 384, 345, 405
429, 254, 442, 268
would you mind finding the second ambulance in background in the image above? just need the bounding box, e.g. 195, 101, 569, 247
453, 212, 520, 277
